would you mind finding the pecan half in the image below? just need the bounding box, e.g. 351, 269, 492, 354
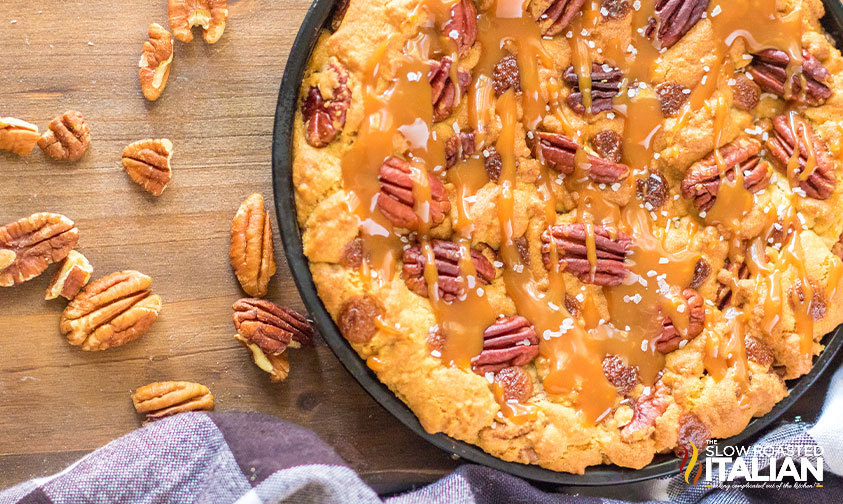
376, 156, 451, 231
494, 366, 533, 403
0, 212, 78, 287
730, 73, 761, 112
564, 62, 623, 114
229, 193, 276, 298
484, 146, 503, 181
602, 0, 630, 20
430, 57, 471, 122
471, 316, 540, 375
139, 23, 174, 101
766, 114, 835, 200
338, 295, 382, 344
645, 0, 709, 49
131, 381, 214, 421
602, 354, 639, 395
621, 379, 670, 441
301, 63, 351, 148
60, 270, 162, 351
531, 0, 587, 36
529, 132, 630, 184
716, 256, 749, 310
233, 298, 314, 353
121, 138, 174, 196
637, 170, 669, 210
442, 0, 477, 56
37, 111, 91, 162
402, 240, 495, 301
493, 55, 521, 96
168, 0, 228, 44
591, 130, 623, 163
655, 288, 705, 353
445, 131, 476, 168
748, 49, 832, 106
674, 412, 710, 457
0, 117, 39, 156
541, 224, 631, 286
45, 250, 93, 301
655, 82, 689, 117
681, 137, 770, 212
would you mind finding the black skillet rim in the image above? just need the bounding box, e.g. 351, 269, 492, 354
271, 0, 843, 486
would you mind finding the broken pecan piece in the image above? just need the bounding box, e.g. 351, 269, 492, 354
541, 224, 631, 286
376, 156, 451, 231
637, 170, 669, 210
168, 0, 228, 44
655, 288, 705, 354
121, 138, 174, 196
301, 62, 351, 148
493, 55, 521, 96
530, 132, 630, 184
716, 257, 749, 310
338, 295, 382, 344
531, 0, 587, 36
445, 131, 476, 168
45, 250, 93, 301
0, 117, 39, 156
37, 111, 91, 162
442, 0, 477, 56
563, 62, 623, 114
471, 316, 540, 375
748, 49, 832, 106
591, 130, 623, 163
402, 240, 495, 301
139, 23, 174, 101
681, 137, 771, 212
621, 379, 670, 441
0, 212, 78, 287
602, 354, 639, 395
131, 381, 214, 421
655, 82, 689, 117
430, 57, 471, 122
60, 270, 162, 351
645, 0, 709, 49
494, 366, 534, 403
674, 412, 710, 457
766, 114, 835, 200
230, 193, 277, 298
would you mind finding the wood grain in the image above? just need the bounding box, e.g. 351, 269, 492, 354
0, 0, 457, 493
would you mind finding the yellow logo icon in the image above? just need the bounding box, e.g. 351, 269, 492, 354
679, 442, 704, 486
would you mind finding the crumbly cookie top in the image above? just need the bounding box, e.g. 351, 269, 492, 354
293, 0, 843, 472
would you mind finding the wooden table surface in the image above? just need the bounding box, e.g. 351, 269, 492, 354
2, 0, 841, 497
0, 0, 458, 493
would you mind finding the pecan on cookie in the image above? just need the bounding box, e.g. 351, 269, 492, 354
471, 316, 540, 375
541, 224, 632, 286
0, 117, 39, 156
37, 111, 91, 162
0, 212, 78, 287
716, 256, 749, 310
131, 381, 214, 421
766, 114, 835, 200
530, 0, 587, 37
681, 137, 770, 212
402, 240, 495, 301
376, 156, 450, 232
529, 132, 630, 184
621, 379, 670, 441
168, 0, 228, 44
230, 193, 276, 298
430, 57, 471, 122
654, 288, 705, 353
301, 62, 351, 148
563, 62, 623, 114
122, 138, 174, 196
748, 49, 832, 106
445, 131, 476, 169
441, 0, 477, 56
645, 0, 709, 49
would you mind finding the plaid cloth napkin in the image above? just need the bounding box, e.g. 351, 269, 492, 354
3, 366, 843, 504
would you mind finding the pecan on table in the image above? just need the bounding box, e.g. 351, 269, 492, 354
748, 49, 832, 106
402, 240, 495, 301
637, 169, 669, 210
531, 0, 587, 36
621, 378, 670, 441
430, 57, 471, 122
445, 131, 476, 169
0, 117, 39, 156
139, 23, 174, 101
680, 137, 770, 212
654, 288, 705, 353
442, 0, 477, 56
645, 0, 710, 50
715, 256, 749, 310
37, 111, 91, 162
493, 55, 521, 96
602, 354, 639, 395
541, 224, 632, 286
766, 114, 835, 200
230, 193, 276, 298
590, 130, 623, 163
168, 0, 228, 44
60, 270, 162, 351
655, 82, 689, 117
338, 295, 382, 344
131, 381, 214, 421
0, 212, 78, 287
45, 250, 93, 301
674, 412, 710, 457
122, 138, 174, 196
376, 156, 451, 232
471, 316, 540, 375
529, 131, 630, 184
494, 366, 534, 403
563, 62, 623, 114
301, 62, 351, 148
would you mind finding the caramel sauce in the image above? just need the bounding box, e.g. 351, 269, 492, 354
492, 382, 539, 423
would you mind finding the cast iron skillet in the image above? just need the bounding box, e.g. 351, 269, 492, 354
272, 0, 843, 486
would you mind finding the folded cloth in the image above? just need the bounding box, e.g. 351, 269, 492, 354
3, 366, 843, 504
